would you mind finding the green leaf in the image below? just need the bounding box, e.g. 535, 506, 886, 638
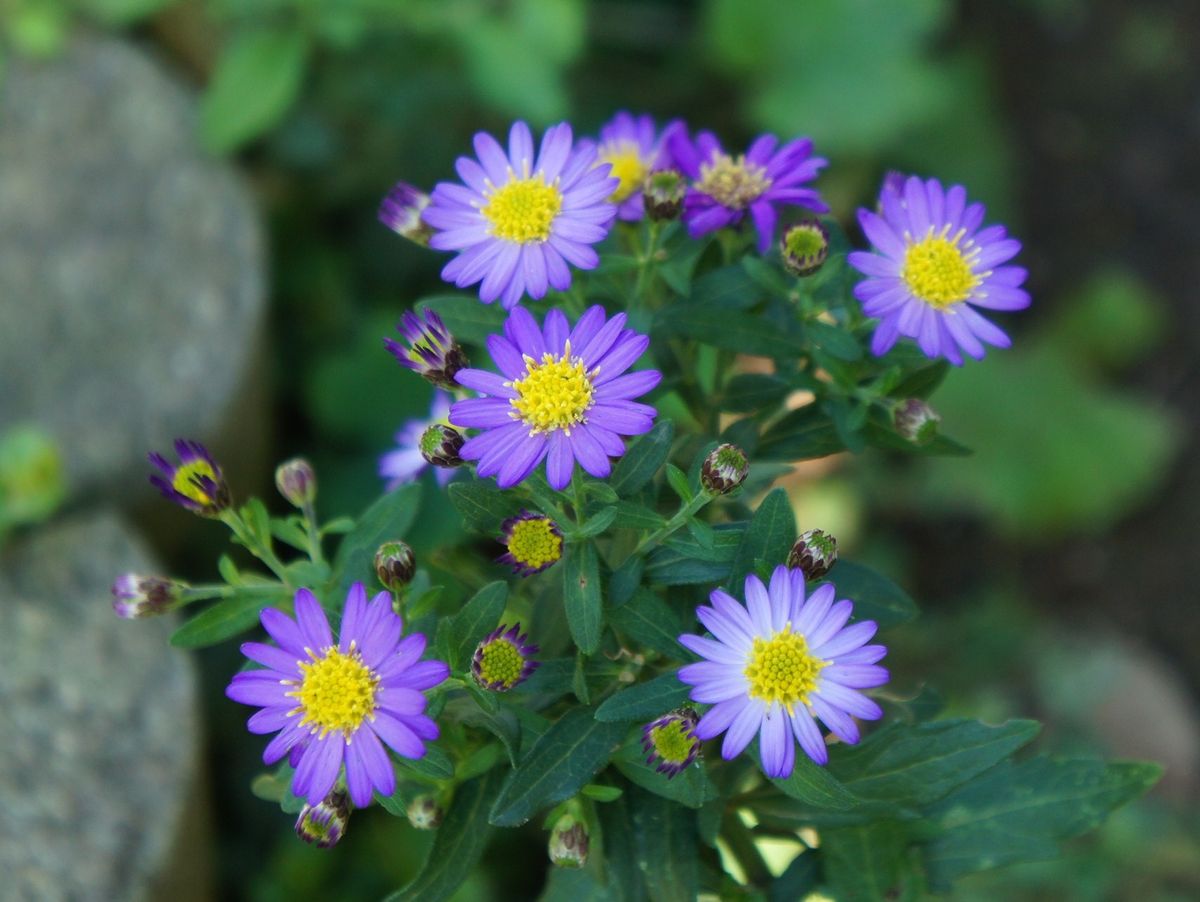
417, 294, 508, 346
721, 373, 792, 413
644, 524, 745, 586
613, 737, 717, 810
489, 707, 627, 826
607, 501, 667, 531
823, 560, 918, 629
728, 488, 796, 589
169, 589, 288, 648
829, 718, 1041, 806
395, 745, 455, 784
756, 404, 844, 461
822, 822, 910, 901
200, 29, 308, 153
596, 789, 648, 900
581, 784, 624, 802
770, 750, 860, 811
608, 589, 687, 659
686, 518, 715, 550
923, 758, 1162, 888
571, 504, 619, 539
595, 672, 690, 722
456, 702, 522, 767
688, 265, 761, 308
608, 556, 644, 608
770, 852, 819, 902
447, 479, 523, 533
888, 361, 951, 399
662, 304, 807, 358
438, 581, 508, 670
628, 785, 699, 902
611, 420, 674, 497
665, 464, 693, 501
808, 320, 863, 361
563, 542, 603, 654
387, 769, 504, 902
328, 484, 421, 601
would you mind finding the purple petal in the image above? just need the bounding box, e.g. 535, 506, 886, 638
370, 711, 426, 759
722, 701, 763, 760
759, 709, 795, 778
294, 588, 333, 651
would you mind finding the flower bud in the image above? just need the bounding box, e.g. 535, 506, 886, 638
893, 398, 941, 445
643, 168, 686, 221
385, 309, 469, 390
148, 440, 231, 517
472, 623, 540, 692
701, 443, 748, 495
295, 789, 350, 849
419, 424, 464, 469
378, 182, 434, 247
878, 170, 907, 209
643, 708, 701, 778
275, 458, 316, 508
499, 512, 563, 576
111, 574, 185, 619
374, 540, 415, 591
787, 529, 838, 581
548, 814, 589, 869
406, 794, 444, 830
781, 220, 829, 277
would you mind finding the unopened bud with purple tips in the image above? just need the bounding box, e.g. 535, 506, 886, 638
384, 309, 468, 390
295, 789, 350, 849
375, 540, 415, 591
787, 529, 838, 581
701, 443, 749, 495
112, 574, 185, 619
378, 182, 433, 247
894, 398, 941, 445
275, 458, 316, 508
419, 424, 464, 469
781, 220, 829, 277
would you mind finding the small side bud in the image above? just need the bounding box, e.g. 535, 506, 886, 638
295, 789, 350, 849
878, 170, 907, 210
787, 529, 838, 581
548, 814, 589, 869
385, 309, 469, 390
112, 574, 185, 619
275, 458, 316, 508
419, 424, 464, 469
374, 540, 415, 591
781, 220, 829, 277
701, 443, 749, 495
406, 794, 444, 830
378, 182, 434, 247
894, 398, 941, 445
643, 168, 686, 221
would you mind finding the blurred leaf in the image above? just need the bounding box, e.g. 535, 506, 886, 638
201, 29, 308, 153
1045, 268, 1166, 370
756, 404, 845, 461
489, 707, 626, 826
447, 478, 523, 533
79, 0, 174, 25
328, 484, 422, 601
661, 302, 807, 358
6, 1, 68, 57
923, 758, 1162, 888
628, 785, 700, 902
721, 373, 792, 413
436, 580, 507, 670
645, 524, 745, 586
606, 500, 668, 531
596, 672, 691, 723
388, 769, 504, 902
770, 852, 819, 902
808, 320, 863, 362
822, 560, 918, 629
0, 425, 66, 529
823, 821, 912, 901
563, 541, 603, 654
769, 749, 861, 810
611, 420, 674, 497
169, 589, 288, 649
609, 589, 688, 660
417, 294, 507, 346
395, 745, 456, 783
728, 487, 796, 588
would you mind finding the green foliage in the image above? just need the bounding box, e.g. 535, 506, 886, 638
0, 425, 66, 539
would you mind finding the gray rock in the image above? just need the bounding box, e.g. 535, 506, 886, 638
0, 512, 204, 901
0, 33, 265, 502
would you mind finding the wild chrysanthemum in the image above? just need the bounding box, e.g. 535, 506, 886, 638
849, 174, 1030, 365
380, 392, 456, 489
667, 124, 828, 253
148, 439, 231, 516
422, 121, 619, 309
449, 305, 661, 489
471, 623, 540, 691
226, 584, 449, 807
583, 111, 665, 221
677, 565, 889, 777
498, 512, 563, 576
642, 708, 702, 777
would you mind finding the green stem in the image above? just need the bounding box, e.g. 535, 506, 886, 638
219, 510, 292, 588
631, 220, 662, 313
626, 491, 712, 561
301, 500, 326, 567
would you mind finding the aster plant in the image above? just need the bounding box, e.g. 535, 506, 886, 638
117, 114, 1159, 899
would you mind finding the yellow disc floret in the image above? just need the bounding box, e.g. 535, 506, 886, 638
507, 517, 563, 571
901, 227, 982, 308
744, 627, 826, 713
172, 459, 219, 505
481, 175, 563, 243
477, 639, 525, 689
697, 153, 771, 209
649, 719, 696, 764
509, 344, 595, 434
599, 141, 649, 202
291, 647, 379, 736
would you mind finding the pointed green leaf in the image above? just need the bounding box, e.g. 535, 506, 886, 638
822, 560, 918, 629
329, 484, 421, 601
756, 404, 844, 461
628, 785, 699, 902
608, 589, 687, 660
728, 488, 796, 590
417, 294, 508, 346
596, 673, 691, 722
613, 737, 717, 809
823, 822, 910, 901
437, 581, 508, 670
447, 479, 523, 533
769, 750, 860, 811
611, 420, 674, 497
563, 542, 603, 653
169, 589, 289, 648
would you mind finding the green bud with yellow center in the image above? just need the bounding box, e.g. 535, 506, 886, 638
781, 220, 830, 277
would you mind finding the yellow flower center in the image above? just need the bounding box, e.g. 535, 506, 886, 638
507, 517, 563, 570
171, 459, 219, 504
478, 638, 525, 689
744, 627, 826, 713
290, 647, 379, 736
649, 719, 696, 764
480, 175, 562, 243
697, 153, 771, 209
509, 345, 595, 434
901, 227, 982, 308
599, 142, 649, 202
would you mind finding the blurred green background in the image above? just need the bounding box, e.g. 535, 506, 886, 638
4, 0, 1197, 898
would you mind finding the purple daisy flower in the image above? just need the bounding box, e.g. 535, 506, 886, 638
642, 708, 702, 778
666, 124, 828, 254
677, 565, 889, 778
449, 305, 661, 490
148, 439, 231, 516
498, 511, 564, 576
848, 175, 1030, 365
226, 583, 449, 808
582, 111, 665, 221
471, 623, 540, 691
380, 392, 456, 490
422, 121, 619, 309
384, 308, 468, 389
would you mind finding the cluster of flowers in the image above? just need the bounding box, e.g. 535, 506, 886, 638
118, 110, 1029, 849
